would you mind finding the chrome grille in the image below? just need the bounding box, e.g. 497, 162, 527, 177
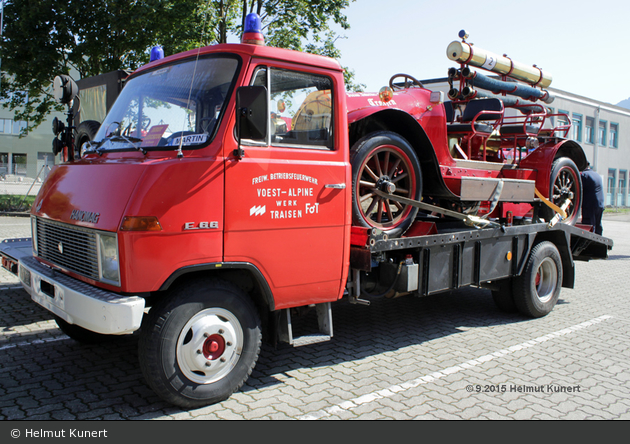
35, 218, 99, 280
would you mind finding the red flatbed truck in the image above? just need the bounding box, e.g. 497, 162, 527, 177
3, 19, 613, 408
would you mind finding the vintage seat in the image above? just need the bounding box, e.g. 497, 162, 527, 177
447, 98, 504, 134
501, 124, 540, 135
446, 98, 504, 160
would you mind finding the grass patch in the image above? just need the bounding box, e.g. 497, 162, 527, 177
0, 195, 35, 212
604, 207, 630, 214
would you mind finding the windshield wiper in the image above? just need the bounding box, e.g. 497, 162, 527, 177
97, 134, 146, 155
109, 134, 143, 145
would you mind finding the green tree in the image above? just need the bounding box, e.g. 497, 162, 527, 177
1, 0, 212, 135
0, 0, 361, 135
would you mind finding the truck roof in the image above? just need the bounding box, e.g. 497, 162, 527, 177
133, 43, 344, 76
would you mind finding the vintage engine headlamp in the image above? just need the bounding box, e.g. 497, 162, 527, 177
379, 86, 393, 103
526, 136, 539, 151
98, 233, 120, 284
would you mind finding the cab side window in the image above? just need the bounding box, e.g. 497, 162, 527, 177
246, 67, 333, 149
270, 69, 333, 149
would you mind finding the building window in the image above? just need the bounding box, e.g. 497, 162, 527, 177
619, 170, 627, 207
572, 113, 582, 142
585, 117, 594, 144
0, 119, 11, 133
0, 153, 8, 177
610, 123, 619, 148
598, 120, 607, 146
13, 120, 27, 135
0, 90, 28, 104
607, 169, 616, 206
0, 118, 28, 136
11, 153, 27, 176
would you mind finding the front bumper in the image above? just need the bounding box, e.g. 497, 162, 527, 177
19, 256, 145, 335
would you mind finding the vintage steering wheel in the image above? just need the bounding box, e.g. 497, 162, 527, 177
389, 74, 424, 91
141, 117, 151, 130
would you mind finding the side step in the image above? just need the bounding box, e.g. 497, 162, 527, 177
278, 302, 333, 347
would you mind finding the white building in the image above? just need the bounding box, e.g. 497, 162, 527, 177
0, 100, 59, 181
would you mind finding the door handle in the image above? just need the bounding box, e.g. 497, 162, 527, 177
325, 183, 346, 189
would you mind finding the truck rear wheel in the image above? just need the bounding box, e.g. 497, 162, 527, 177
138, 279, 262, 408
512, 241, 563, 317
351, 131, 422, 238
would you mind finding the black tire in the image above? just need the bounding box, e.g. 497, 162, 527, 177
74, 120, 101, 155
540, 157, 582, 225
138, 279, 262, 409
351, 131, 422, 238
54, 316, 118, 344
512, 241, 563, 318
491, 279, 518, 313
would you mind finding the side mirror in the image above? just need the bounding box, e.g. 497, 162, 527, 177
235, 86, 268, 141
53, 75, 78, 105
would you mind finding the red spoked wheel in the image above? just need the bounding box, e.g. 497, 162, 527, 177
543, 157, 582, 225
351, 132, 422, 238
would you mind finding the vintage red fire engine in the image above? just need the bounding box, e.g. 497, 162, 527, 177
12, 16, 609, 408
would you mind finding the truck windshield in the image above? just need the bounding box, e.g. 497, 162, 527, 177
91, 55, 240, 152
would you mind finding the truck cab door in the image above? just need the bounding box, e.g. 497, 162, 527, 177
223, 64, 350, 310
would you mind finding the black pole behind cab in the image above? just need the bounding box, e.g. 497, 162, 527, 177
52, 75, 79, 162
234, 86, 268, 159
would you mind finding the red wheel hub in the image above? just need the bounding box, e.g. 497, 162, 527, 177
202, 334, 226, 360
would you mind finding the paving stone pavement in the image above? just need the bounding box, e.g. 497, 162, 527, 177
0, 215, 629, 420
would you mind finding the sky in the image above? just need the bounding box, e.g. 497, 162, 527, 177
327, 0, 629, 105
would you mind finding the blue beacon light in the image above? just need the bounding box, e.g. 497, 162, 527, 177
241, 13, 265, 45
150, 45, 164, 62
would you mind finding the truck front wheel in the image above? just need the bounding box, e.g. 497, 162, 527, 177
138, 279, 262, 408
512, 241, 563, 318
351, 131, 422, 238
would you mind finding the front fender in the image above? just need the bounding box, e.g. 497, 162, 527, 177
347, 107, 458, 200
